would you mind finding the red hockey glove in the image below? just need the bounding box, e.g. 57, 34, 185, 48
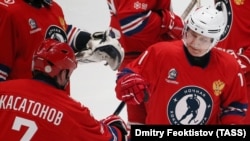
101, 115, 128, 141
115, 73, 150, 105
160, 9, 184, 40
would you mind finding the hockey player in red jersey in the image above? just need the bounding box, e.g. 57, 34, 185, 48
0, 0, 124, 83
106, 0, 184, 128
115, 6, 248, 125
107, 0, 184, 70
0, 39, 128, 141
214, 0, 250, 124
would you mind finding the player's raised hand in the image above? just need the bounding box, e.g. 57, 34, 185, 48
115, 73, 150, 105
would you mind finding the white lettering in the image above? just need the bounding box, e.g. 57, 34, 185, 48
167, 129, 214, 136
0, 95, 64, 126
135, 129, 164, 138
40, 105, 49, 119
13, 96, 21, 110
54, 111, 63, 125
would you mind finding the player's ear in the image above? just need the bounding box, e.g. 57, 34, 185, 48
59, 69, 69, 81
65, 70, 70, 81
56, 70, 69, 86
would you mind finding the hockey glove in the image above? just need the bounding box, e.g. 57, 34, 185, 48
101, 115, 128, 141
115, 73, 150, 105
75, 30, 124, 71
159, 9, 184, 40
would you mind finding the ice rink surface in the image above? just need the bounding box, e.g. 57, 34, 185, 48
55, 0, 214, 121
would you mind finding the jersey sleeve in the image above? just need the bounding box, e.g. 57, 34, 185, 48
215, 47, 250, 85
219, 56, 248, 124
62, 99, 125, 141
237, 47, 250, 73
66, 25, 91, 52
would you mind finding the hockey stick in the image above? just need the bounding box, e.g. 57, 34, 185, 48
113, 101, 126, 115
113, 90, 149, 115
181, 0, 200, 20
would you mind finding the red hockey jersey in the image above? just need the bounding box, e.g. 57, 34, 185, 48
0, 79, 123, 141
216, 0, 250, 52
215, 0, 250, 124
215, 0, 250, 81
126, 40, 248, 125
0, 0, 67, 80
107, 0, 183, 69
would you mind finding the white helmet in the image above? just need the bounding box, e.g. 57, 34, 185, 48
184, 6, 225, 49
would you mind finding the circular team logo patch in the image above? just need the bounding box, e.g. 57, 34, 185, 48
45, 25, 67, 43
215, 0, 233, 41
168, 86, 212, 125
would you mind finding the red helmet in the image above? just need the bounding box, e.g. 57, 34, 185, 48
32, 39, 77, 78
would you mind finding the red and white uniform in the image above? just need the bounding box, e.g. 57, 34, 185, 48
0, 0, 82, 81
107, 0, 184, 69
125, 40, 248, 124
0, 79, 123, 141
215, 0, 250, 123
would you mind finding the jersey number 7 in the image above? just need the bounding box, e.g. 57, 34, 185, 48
12, 116, 38, 141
